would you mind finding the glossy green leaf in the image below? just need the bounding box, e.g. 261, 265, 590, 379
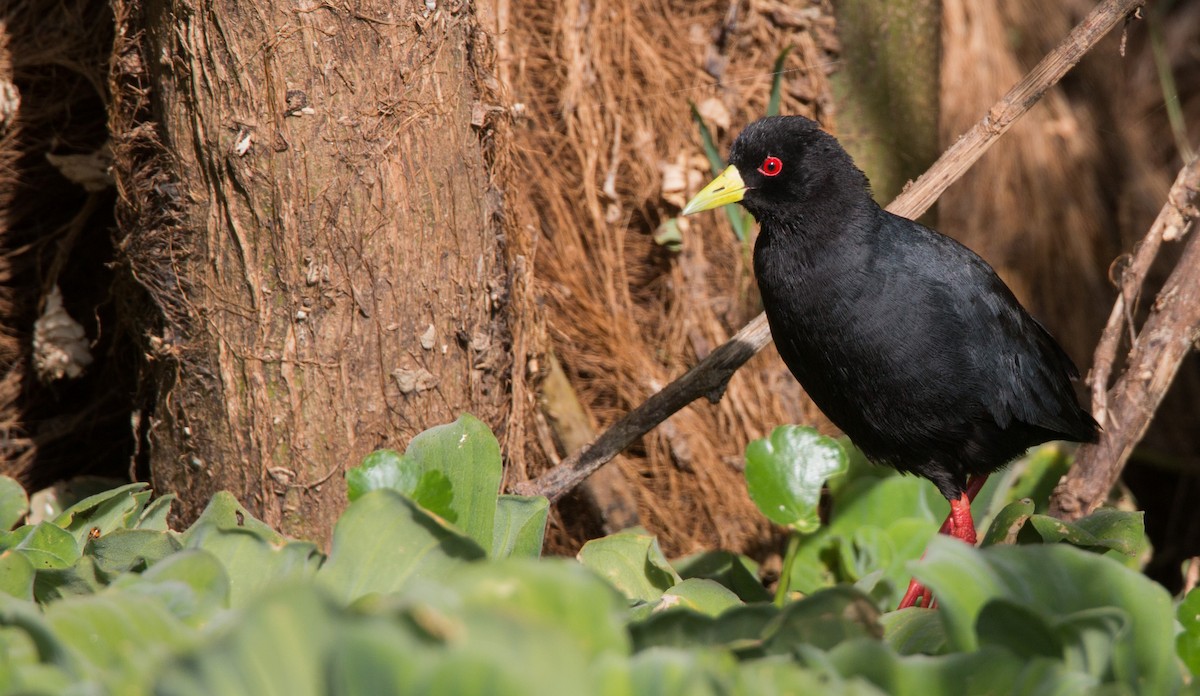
491, 495, 549, 559
318, 490, 484, 603
398, 413, 503, 549
0, 477, 28, 531
980, 498, 1035, 547
577, 531, 680, 603
626, 647, 729, 696
914, 537, 1181, 694
0, 550, 35, 602
745, 425, 848, 531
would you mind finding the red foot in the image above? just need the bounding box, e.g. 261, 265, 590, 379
896, 475, 987, 610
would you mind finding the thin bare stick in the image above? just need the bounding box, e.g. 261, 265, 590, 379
1050, 158, 1200, 521
1089, 162, 1200, 429
515, 0, 1146, 502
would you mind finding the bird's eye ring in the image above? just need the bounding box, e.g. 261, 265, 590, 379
758, 156, 783, 177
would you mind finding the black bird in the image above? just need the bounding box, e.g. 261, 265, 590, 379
682, 116, 1098, 609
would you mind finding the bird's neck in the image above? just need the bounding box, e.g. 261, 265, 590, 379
752, 189, 883, 280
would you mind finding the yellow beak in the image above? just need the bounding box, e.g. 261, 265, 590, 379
681, 165, 747, 215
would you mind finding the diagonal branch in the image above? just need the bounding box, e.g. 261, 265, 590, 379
514, 0, 1147, 502
1049, 157, 1200, 520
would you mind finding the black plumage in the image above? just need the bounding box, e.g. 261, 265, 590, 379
683, 116, 1098, 607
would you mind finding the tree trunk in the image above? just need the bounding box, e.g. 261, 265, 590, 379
111, 0, 514, 543
831, 0, 941, 209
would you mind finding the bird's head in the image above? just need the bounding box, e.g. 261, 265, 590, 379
682, 116, 868, 225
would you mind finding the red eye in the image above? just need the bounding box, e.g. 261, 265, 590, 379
758, 156, 783, 177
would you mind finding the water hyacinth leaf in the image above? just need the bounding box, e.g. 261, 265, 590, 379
114, 549, 231, 626
318, 490, 484, 603
0, 476, 28, 530
577, 531, 680, 603
745, 425, 848, 531
137, 494, 176, 531
491, 495, 549, 559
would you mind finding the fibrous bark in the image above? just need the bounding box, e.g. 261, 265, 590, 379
112, 0, 515, 542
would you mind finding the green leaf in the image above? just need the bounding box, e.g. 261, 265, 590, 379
881, 608, 945, 655
114, 549, 230, 627
577, 531, 680, 603
1028, 509, 1144, 554
824, 640, 1095, 696
980, 498, 1035, 546
448, 558, 631, 657
179, 492, 283, 546
1177, 587, 1200, 676
745, 425, 847, 532
52, 482, 151, 544
0, 477, 28, 530
390, 413, 503, 549
656, 578, 742, 617
913, 537, 1181, 694
674, 550, 772, 603
654, 217, 684, 252
14, 523, 79, 570
630, 603, 779, 654
346, 449, 416, 502
317, 490, 484, 603
137, 494, 176, 531
0, 550, 35, 601
153, 584, 336, 696
491, 495, 548, 559
761, 587, 882, 655
46, 592, 197, 693
184, 527, 320, 609
766, 46, 793, 118
85, 528, 181, 574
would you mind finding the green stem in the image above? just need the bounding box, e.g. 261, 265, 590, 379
774, 532, 802, 606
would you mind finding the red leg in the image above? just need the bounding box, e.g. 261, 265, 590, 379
897, 474, 987, 610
